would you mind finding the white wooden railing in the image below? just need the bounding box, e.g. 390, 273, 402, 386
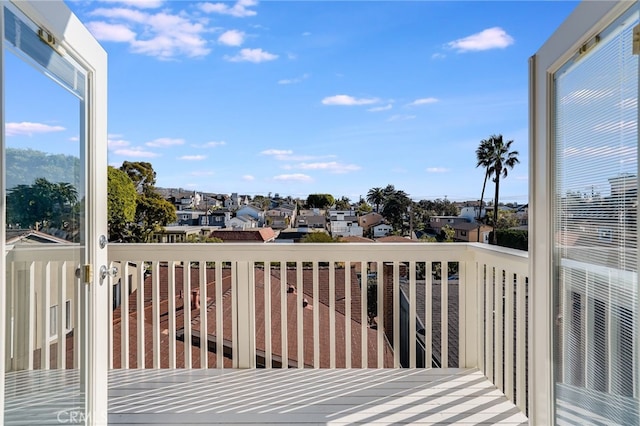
4, 242, 529, 415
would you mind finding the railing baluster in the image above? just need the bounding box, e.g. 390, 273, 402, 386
215, 261, 223, 369
41, 261, 51, 370
231, 261, 238, 368
280, 261, 288, 369
74, 262, 80, 370
393, 262, 400, 368
121, 262, 130, 369
199, 261, 208, 369
495, 268, 504, 392
265, 262, 272, 369
515, 272, 526, 412
184, 262, 192, 369
478, 263, 485, 373
313, 262, 320, 368
329, 262, 336, 368
425, 261, 433, 368
296, 262, 304, 368
441, 261, 448, 369
505, 272, 515, 401
136, 261, 145, 369
58, 262, 67, 369
345, 262, 351, 369
377, 261, 384, 368
168, 261, 176, 369
108, 261, 113, 370
485, 265, 495, 381
409, 261, 416, 368
361, 261, 367, 368
152, 261, 161, 369
459, 258, 468, 368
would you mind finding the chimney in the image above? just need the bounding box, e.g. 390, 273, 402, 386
191, 288, 200, 310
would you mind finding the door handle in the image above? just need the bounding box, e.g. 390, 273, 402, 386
100, 265, 118, 282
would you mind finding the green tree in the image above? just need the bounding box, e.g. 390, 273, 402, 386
185, 234, 223, 243
381, 190, 411, 231
476, 135, 519, 244
441, 224, 455, 242
118, 162, 177, 242
475, 138, 493, 223
306, 193, 335, 209
301, 232, 340, 242
6, 178, 79, 235
356, 200, 373, 215
107, 166, 137, 242
335, 196, 351, 210
366, 187, 384, 212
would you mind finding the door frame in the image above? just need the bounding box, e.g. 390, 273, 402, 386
0, 1, 108, 423
530, 1, 636, 424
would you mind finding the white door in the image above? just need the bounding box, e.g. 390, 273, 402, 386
531, 1, 639, 425
1, 1, 108, 425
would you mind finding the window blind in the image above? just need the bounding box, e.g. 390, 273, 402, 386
553, 4, 639, 424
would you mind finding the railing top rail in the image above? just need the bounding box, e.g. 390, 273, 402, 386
107, 242, 529, 265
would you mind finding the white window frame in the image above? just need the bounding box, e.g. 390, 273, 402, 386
530, 1, 635, 423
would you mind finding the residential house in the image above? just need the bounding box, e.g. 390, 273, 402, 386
235, 205, 265, 226
226, 215, 258, 230
172, 210, 204, 226
151, 225, 208, 243
210, 228, 277, 243
328, 209, 363, 238
199, 210, 231, 227
372, 223, 393, 238
358, 212, 384, 232
265, 206, 296, 230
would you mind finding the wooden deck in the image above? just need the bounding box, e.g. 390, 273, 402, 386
5, 368, 528, 425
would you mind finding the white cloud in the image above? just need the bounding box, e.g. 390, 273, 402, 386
101, 0, 164, 8
273, 173, 313, 182
6, 122, 65, 136
179, 155, 207, 160
293, 161, 361, 174
88, 7, 211, 59
322, 95, 379, 106
426, 167, 450, 173
218, 30, 245, 46
113, 147, 159, 158
261, 149, 293, 156
201, 141, 226, 148
69, 136, 80, 142
199, 0, 258, 18
408, 97, 438, 106
387, 114, 416, 122
302, 32, 311, 36
108, 138, 130, 149
225, 48, 278, 63
367, 104, 392, 112
242, 174, 255, 181
86, 22, 136, 42
431, 52, 446, 60
145, 137, 185, 147
190, 170, 214, 176
278, 73, 309, 85
447, 27, 514, 52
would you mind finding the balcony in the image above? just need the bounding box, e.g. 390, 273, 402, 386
4, 242, 529, 424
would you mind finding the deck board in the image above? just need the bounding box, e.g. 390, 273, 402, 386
4, 368, 528, 425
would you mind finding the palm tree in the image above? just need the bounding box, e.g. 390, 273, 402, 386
366, 187, 384, 212
476, 134, 519, 244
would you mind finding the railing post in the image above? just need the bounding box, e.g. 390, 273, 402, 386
235, 261, 255, 368
462, 253, 478, 369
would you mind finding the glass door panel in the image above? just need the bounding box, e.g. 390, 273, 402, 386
3, 3, 89, 424
552, 3, 639, 424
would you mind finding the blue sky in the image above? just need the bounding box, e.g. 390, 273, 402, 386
9, 0, 579, 202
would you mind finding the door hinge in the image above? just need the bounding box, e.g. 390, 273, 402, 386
76, 264, 93, 285
633, 24, 640, 55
